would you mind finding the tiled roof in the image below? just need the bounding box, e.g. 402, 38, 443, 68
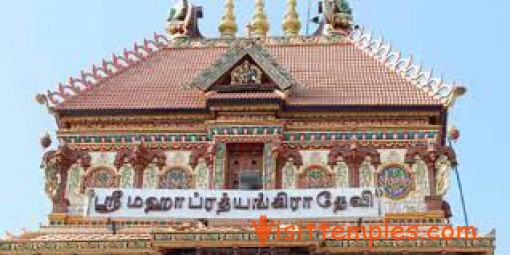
52, 36, 450, 112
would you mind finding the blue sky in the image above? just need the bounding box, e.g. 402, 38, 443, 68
0, 0, 508, 253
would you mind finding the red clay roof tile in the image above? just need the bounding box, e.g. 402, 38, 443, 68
54, 40, 443, 111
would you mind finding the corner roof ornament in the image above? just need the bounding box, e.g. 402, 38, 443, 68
314, 0, 354, 36
166, 0, 204, 40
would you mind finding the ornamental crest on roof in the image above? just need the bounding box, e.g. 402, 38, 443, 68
183, 40, 303, 92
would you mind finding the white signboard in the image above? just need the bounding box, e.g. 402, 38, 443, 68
86, 188, 384, 219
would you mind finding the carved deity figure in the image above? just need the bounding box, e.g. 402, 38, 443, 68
413, 157, 430, 196
334, 157, 349, 188
143, 164, 159, 189
194, 158, 209, 189
66, 164, 85, 213
282, 158, 297, 189
435, 156, 452, 196
359, 158, 374, 188
43, 163, 61, 199
119, 165, 135, 188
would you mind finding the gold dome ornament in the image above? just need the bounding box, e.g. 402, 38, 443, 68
219, 0, 238, 38
249, 0, 270, 38
282, 0, 301, 37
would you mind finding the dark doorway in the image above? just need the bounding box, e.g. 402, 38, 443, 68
226, 143, 264, 189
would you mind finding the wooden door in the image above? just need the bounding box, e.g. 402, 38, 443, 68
226, 143, 264, 189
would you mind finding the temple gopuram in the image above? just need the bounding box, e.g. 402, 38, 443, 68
0, 0, 496, 254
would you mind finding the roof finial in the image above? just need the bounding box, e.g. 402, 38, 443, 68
219, 0, 238, 38
282, 0, 301, 37
249, 0, 270, 38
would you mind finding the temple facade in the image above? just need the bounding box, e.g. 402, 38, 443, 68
0, 0, 495, 254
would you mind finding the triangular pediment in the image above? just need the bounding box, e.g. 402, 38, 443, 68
183, 41, 302, 92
